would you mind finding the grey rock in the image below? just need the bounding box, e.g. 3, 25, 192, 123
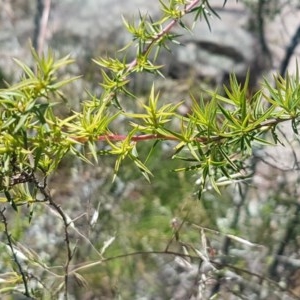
161, 2, 262, 89
0, 0, 260, 88
0, 0, 299, 88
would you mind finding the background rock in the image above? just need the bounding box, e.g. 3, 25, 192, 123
0, 0, 299, 86
0, 0, 265, 88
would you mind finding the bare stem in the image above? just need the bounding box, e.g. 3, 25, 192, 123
69, 249, 300, 299
33, 0, 51, 55
36, 179, 73, 300
0, 208, 31, 297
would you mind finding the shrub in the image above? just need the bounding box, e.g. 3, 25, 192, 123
1, 0, 300, 299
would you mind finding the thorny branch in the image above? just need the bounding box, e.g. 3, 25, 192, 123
74, 115, 294, 145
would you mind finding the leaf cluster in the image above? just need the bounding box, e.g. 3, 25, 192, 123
0, 48, 82, 207
1, 1, 300, 206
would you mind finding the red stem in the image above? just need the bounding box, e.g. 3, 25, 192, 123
126, 0, 201, 71
97, 133, 178, 142
73, 116, 290, 144
74, 133, 215, 144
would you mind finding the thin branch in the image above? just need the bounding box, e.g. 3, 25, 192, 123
100, 0, 202, 104
33, 0, 51, 55
253, 152, 300, 172
49, 201, 73, 300
210, 180, 252, 297
69, 249, 300, 299
268, 203, 300, 278
280, 25, 300, 77
126, 0, 202, 72
35, 178, 73, 299
266, 125, 300, 279
257, 0, 272, 66
0, 208, 31, 298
